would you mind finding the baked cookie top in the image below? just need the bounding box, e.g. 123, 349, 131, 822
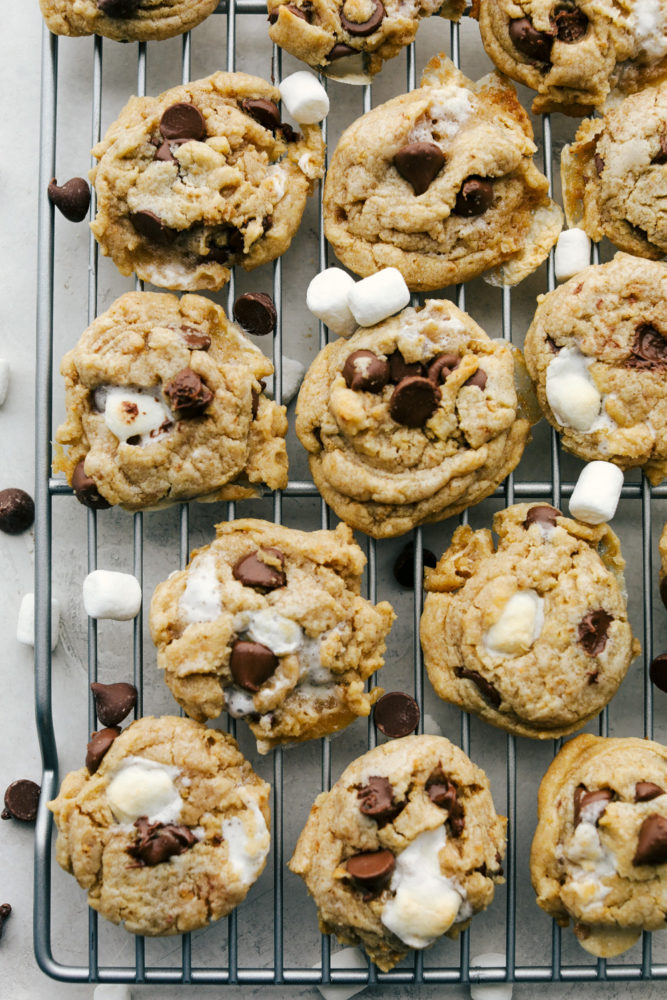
48, 716, 271, 936
295, 298, 531, 538
562, 83, 667, 260
39, 0, 218, 41
90, 72, 325, 291
531, 733, 667, 958
523, 254, 667, 484
289, 734, 506, 971
420, 504, 640, 739
54, 291, 288, 511
149, 519, 395, 753
322, 55, 562, 291
473, 0, 667, 115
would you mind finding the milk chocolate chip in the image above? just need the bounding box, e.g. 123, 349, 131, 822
635, 782, 665, 803
453, 176, 494, 217
392, 541, 437, 589
427, 353, 459, 384
626, 325, 667, 370
573, 786, 613, 826
2, 780, 41, 822
387, 352, 424, 382
268, 3, 308, 22
233, 292, 277, 337
97, 0, 138, 15
577, 609, 613, 656
340, 0, 385, 36
523, 504, 560, 529
552, 5, 588, 42
181, 326, 212, 350
328, 42, 357, 60
47, 177, 91, 223
357, 776, 403, 825
154, 137, 190, 163
508, 16, 554, 62
85, 727, 121, 774
632, 813, 667, 866
72, 461, 112, 510
653, 135, 667, 165
90, 681, 138, 727
127, 817, 198, 866
464, 368, 487, 390
346, 849, 395, 887
233, 549, 286, 591
160, 103, 206, 142
0, 489, 34, 535
374, 691, 420, 738
389, 376, 439, 427
342, 350, 390, 392
130, 210, 177, 244
650, 653, 667, 694
240, 98, 281, 132
455, 666, 501, 709
164, 368, 213, 417
230, 640, 279, 692
426, 771, 464, 836
393, 142, 446, 196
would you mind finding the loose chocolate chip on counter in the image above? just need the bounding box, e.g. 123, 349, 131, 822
163, 368, 213, 418
573, 786, 613, 827
508, 16, 554, 62
393, 142, 446, 197
180, 326, 212, 350
577, 609, 613, 656
635, 782, 665, 803
552, 5, 588, 42
454, 666, 502, 709
71, 460, 112, 511
328, 42, 358, 60
233, 548, 286, 591
160, 103, 206, 142
523, 504, 561, 529
47, 177, 91, 223
86, 727, 121, 774
427, 353, 459, 384
91, 681, 138, 727
374, 691, 420, 738
127, 816, 198, 866
392, 541, 437, 589
660, 575, 667, 611
130, 210, 177, 244
653, 135, 667, 165
0, 904, 11, 940
233, 292, 277, 337
0, 489, 34, 535
632, 813, 667, 866
240, 98, 281, 132
463, 368, 487, 390
2, 780, 41, 822
626, 325, 667, 370
340, 0, 386, 36
346, 848, 395, 888
453, 176, 494, 217
389, 376, 439, 427
357, 776, 403, 825
426, 771, 465, 836
650, 653, 667, 693
342, 350, 390, 393
97, 0, 138, 14
230, 640, 279, 692
387, 352, 424, 383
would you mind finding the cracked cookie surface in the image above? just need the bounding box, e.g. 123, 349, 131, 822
54, 291, 287, 510
39, 0, 218, 41
48, 715, 271, 936
421, 504, 640, 739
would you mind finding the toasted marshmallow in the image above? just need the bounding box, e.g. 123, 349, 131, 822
347, 268, 411, 328
83, 570, 142, 621
103, 387, 170, 443
279, 72, 330, 124
306, 268, 358, 338
569, 461, 624, 524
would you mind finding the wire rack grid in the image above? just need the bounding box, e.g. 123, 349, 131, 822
33, 2, 667, 989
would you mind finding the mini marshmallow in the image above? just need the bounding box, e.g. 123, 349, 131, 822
0, 359, 9, 406
94, 987, 133, 1000
246, 608, 303, 655
554, 228, 592, 283
545, 347, 602, 432
313, 947, 368, 1000
279, 72, 330, 124
106, 758, 181, 825
306, 268, 358, 337
103, 387, 170, 443
83, 570, 142, 621
264, 355, 306, 405
347, 268, 411, 328
17, 594, 60, 651
470, 953, 512, 1000
569, 461, 624, 524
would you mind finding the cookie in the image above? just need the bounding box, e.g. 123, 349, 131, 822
420, 504, 640, 739
48, 716, 271, 936
561, 83, 667, 260
531, 733, 667, 958
90, 72, 325, 291
39, 0, 218, 41
523, 253, 667, 485
54, 291, 288, 511
267, 0, 466, 84
473, 0, 667, 115
149, 519, 395, 753
295, 298, 531, 538
322, 55, 563, 291
288, 734, 506, 971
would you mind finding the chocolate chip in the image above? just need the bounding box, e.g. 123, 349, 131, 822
233, 292, 277, 337
626, 325, 667, 370
357, 776, 403, 825
251, 389, 261, 419
47, 177, 91, 223
180, 326, 211, 350
233, 548, 286, 590
594, 153, 605, 175
573, 786, 613, 826
268, 2, 308, 21
393, 142, 446, 197
546, 334, 561, 353
279, 123, 300, 143
90, 682, 137, 727
203, 226, 245, 264
389, 376, 439, 427
0, 489, 34, 535
426, 771, 465, 836
387, 352, 424, 382
635, 782, 665, 803
632, 813, 667, 866
649, 653, 667, 693
427, 353, 459, 384
552, 5, 588, 42
85, 727, 121, 774
577, 609, 613, 656
127, 816, 198, 866
130, 210, 177, 244
342, 350, 390, 393
2, 780, 40, 822
340, 0, 385, 35
454, 667, 501, 709
660, 575, 667, 611
163, 368, 213, 418
0, 904, 11, 939
508, 16, 554, 62
374, 691, 420, 738
240, 98, 281, 132
523, 504, 561, 529
154, 137, 190, 163
230, 640, 279, 692
346, 849, 394, 888
328, 42, 357, 60
453, 176, 494, 217
653, 135, 667, 165
71, 460, 111, 510
160, 103, 206, 142
97, 0, 138, 15
392, 541, 437, 589
463, 368, 487, 390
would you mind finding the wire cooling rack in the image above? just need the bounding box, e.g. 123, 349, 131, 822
33, 2, 667, 988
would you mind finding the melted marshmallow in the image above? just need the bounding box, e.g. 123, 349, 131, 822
106, 756, 182, 825
484, 590, 544, 658
562, 819, 617, 918
102, 387, 171, 444
179, 552, 222, 624
245, 608, 303, 655
222, 796, 270, 886
545, 347, 614, 433
631, 0, 667, 59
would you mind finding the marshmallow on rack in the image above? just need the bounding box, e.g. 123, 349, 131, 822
94, 988, 133, 1000
470, 952, 512, 1000
313, 946, 368, 1000
554, 228, 591, 283
348, 268, 411, 328
306, 268, 357, 338
279, 72, 330, 124
83, 570, 142, 621
569, 461, 624, 524
263, 355, 306, 405
0, 359, 9, 406
17, 594, 60, 651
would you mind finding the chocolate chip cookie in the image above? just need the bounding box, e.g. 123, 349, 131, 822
295, 298, 531, 538
523, 253, 667, 484
289, 734, 506, 971
420, 504, 640, 739
48, 715, 271, 936
561, 82, 667, 260
531, 733, 667, 957
39, 0, 219, 41
54, 291, 288, 511
323, 54, 562, 290
90, 72, 325, 291
149, 519, 395, 753
473, 0, 667, 115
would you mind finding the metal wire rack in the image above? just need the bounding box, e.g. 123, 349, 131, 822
33, 2, 667, 989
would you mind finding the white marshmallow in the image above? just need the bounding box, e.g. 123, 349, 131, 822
569, 461, 624, 524
313, 947, 368, 1000
179, 552, 222, 623
221, 795, 270, 886
306, 268, 358, 338
106, 757, 181, 825
83, 570, 142, 621
484, 590, 544, 658
264, 355, 306, 405
279, 72, 330, 124
545, 347, 604, 432
554, 228, 591, 283
103, 387, 170, 443
94, 988, 133, 1000
246, 609, 303, 655
0, 359, 9, 406
347, 268, 411, 328
17, 594, 60, 651
470, 953, 512, 1000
